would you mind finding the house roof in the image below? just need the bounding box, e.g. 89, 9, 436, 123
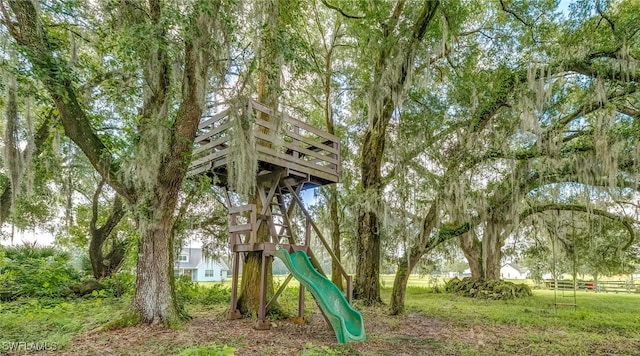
175, 247, 229, 270
502, 262, 529, 274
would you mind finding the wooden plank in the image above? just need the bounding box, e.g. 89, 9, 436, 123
229, 223, 253, 233
195, 121, 233, 143
198, 109, 229, 129
255, 145, 337, 177
257, 153, 337, 183
253, 118, 277, 132
229, 204, 255, 214
194, 136, 230, 154
283, 113, 339, 142
249, 99, 339, 142
283, 129, 339, 154
212, 157, 228, 169
190, 148, 228, 168
283, 180, 349, 279
186, 162, 211, 177
249, 100, 274, 117
254, 132, 338, 164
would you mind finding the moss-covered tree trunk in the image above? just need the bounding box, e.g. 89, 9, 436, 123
354, 1, 440, 305
389, 250, 420, 315
328, 185, 343, 291
3, 0, 220, 324
355, 207, 383, 303
238, 188, 277, 314
88, 180, 126, 279
134, 210, 179, 323
482, 220, 503, 280
237, 0, 284, 316
389, 204, 440, 315
322, 39, 344, 291
460, 231, 484, 280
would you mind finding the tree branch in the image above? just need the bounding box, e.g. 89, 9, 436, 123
1, 0, 134, 202
319, 0, 364, 19
520, 204, 636, 250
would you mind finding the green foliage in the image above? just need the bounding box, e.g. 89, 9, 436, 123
0, 245, 81, 299
101, 272, 135, 298
0, 297, 129, 346
302, 342, 347, 356
445, 277, 533, 300
102, 312, 141, 331
175, 276, 230, 306
177, 344, 236, 356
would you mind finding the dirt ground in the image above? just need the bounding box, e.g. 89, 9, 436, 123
35, 306, 640, 355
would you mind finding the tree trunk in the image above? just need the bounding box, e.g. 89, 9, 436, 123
328, 185, 344, 291
133, 213, 179, 324
390, 261, 410, 315
3, 0, 218, 325
355, 104, 387, 305
390, 250, 421, 315
460, 232, 484, 279
89, 181, 126, 279
482, 220, 502, 280
238, 182, 277, 314
389, 204, 439, 315
236, 0, 285, 316
354, 210, 382, 304
354, 1, 439, 305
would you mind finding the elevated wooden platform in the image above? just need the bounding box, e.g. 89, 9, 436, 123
188, 100, 340, 190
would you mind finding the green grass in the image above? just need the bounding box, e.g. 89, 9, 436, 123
392, 288, 640, 336
0, 296, 129, 347
378, 285, 640, 355
1, 276, 638, 355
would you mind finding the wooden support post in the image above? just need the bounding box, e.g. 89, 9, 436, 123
305, 217, 311, 247
255, 252, 271, 330
297, 284, 306, 323
227, 252, 241, 320
283, 180, 354, 302
266, 273, 293, 312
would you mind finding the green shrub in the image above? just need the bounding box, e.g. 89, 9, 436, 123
0, 246, 81, 299
102, 272, 135, 297
177, 344, 235, 356
445, 277, 532, 300
175, 276, 230, 305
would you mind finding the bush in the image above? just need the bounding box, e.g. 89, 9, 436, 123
445, 277, 532, 300
102, 272, 135, 297
175, 276, 230, 305
0, 245, 81, 299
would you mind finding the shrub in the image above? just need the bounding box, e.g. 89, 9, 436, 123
0, 245, 81, 299
175, 276, 230, 305
445, 277, 532, 300
102, 272, 135, 297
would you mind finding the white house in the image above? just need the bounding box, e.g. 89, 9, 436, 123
500, 263, 530, 280
174, 247, 229, 282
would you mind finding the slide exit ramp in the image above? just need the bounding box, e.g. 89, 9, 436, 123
275, 249, 366, 344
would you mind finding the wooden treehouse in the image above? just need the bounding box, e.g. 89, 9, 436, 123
188, 100, 364, 342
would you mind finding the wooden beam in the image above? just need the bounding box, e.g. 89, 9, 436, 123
283, 180, 349, 280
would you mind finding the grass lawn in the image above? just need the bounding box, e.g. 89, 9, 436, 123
0, 296, 129, 348
0, 277, 638, 355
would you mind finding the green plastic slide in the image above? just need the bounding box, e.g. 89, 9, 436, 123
274, 249, 366, 344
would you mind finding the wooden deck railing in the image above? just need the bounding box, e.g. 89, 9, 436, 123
188, 100, 340, 185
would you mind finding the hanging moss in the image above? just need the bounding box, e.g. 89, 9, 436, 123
2, 70, 35, 207
227, 98, 258, 197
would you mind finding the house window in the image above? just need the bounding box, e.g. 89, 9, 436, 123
178, 254, 189, 262
205, 270, 214, 277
